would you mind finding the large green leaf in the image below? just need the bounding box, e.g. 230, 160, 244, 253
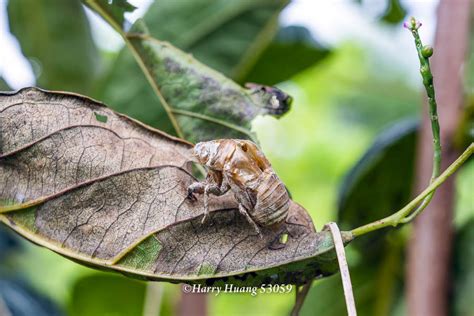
300, 267, 374, 316
0, 88, 352, 286
68, 274, 146, 316
300, 239, 405, 315
90, 0, 292, 141
143, 0, 289, 79
338, 119, 418, 255
8, 0, 99, 94
329, 119, 417, 314
93, 18, 291, 142
243, 25, 330, 85
300, 263, 399, 316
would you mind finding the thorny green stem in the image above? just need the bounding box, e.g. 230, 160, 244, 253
351, 143, 473, 237
351, 17, 469, 237
400, 17, 441, 223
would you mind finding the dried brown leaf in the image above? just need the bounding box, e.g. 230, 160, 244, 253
0, 88, 351, 285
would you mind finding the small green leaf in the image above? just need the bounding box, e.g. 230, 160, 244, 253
380, 0, 407, 24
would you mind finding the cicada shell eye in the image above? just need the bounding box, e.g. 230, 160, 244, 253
193, 142, 210, 164
194, 141, 221, 166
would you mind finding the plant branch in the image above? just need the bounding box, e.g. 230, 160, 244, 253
351, 143, 473, 237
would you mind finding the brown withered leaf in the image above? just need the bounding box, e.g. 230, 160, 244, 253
0, 88, 352, 285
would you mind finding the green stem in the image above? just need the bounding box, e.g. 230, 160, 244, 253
351, 143, 473, 237
350, 17, 452, 237
401, 17, 441, 222
84, 0, 184, 139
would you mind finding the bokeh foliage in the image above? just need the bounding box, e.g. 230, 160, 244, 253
1, 0, 472, 315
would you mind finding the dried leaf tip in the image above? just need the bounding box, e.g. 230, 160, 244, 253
403, 17, 422, 31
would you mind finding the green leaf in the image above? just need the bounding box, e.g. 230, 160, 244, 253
353, 0, 406, 24
335, 78, 419, 131
243, 25, 330, 85
300, 266, 382, 316
380, 0, 407, 24
93, 17, 292, 142
337, 119, 418, 254
301, 242, 404, 315
131, 0, 288, 79
90, 0, 291, 142
8, 0, 99, 94
68, 273, 146, 316
0, 88, 351, 286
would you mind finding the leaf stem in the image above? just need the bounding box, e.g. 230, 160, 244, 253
351, 143, 473, 237
171, 109, 259, 143
83, 0, 184, 139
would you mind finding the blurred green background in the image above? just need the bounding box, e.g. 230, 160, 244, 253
0, 0, 472, 315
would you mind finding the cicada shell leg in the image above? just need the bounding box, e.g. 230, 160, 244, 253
238, 204, 262, 237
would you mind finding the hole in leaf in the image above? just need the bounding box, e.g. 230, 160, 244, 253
94, 112, 108, 123
190, 162, 205, 180
279, 233, 288, 244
